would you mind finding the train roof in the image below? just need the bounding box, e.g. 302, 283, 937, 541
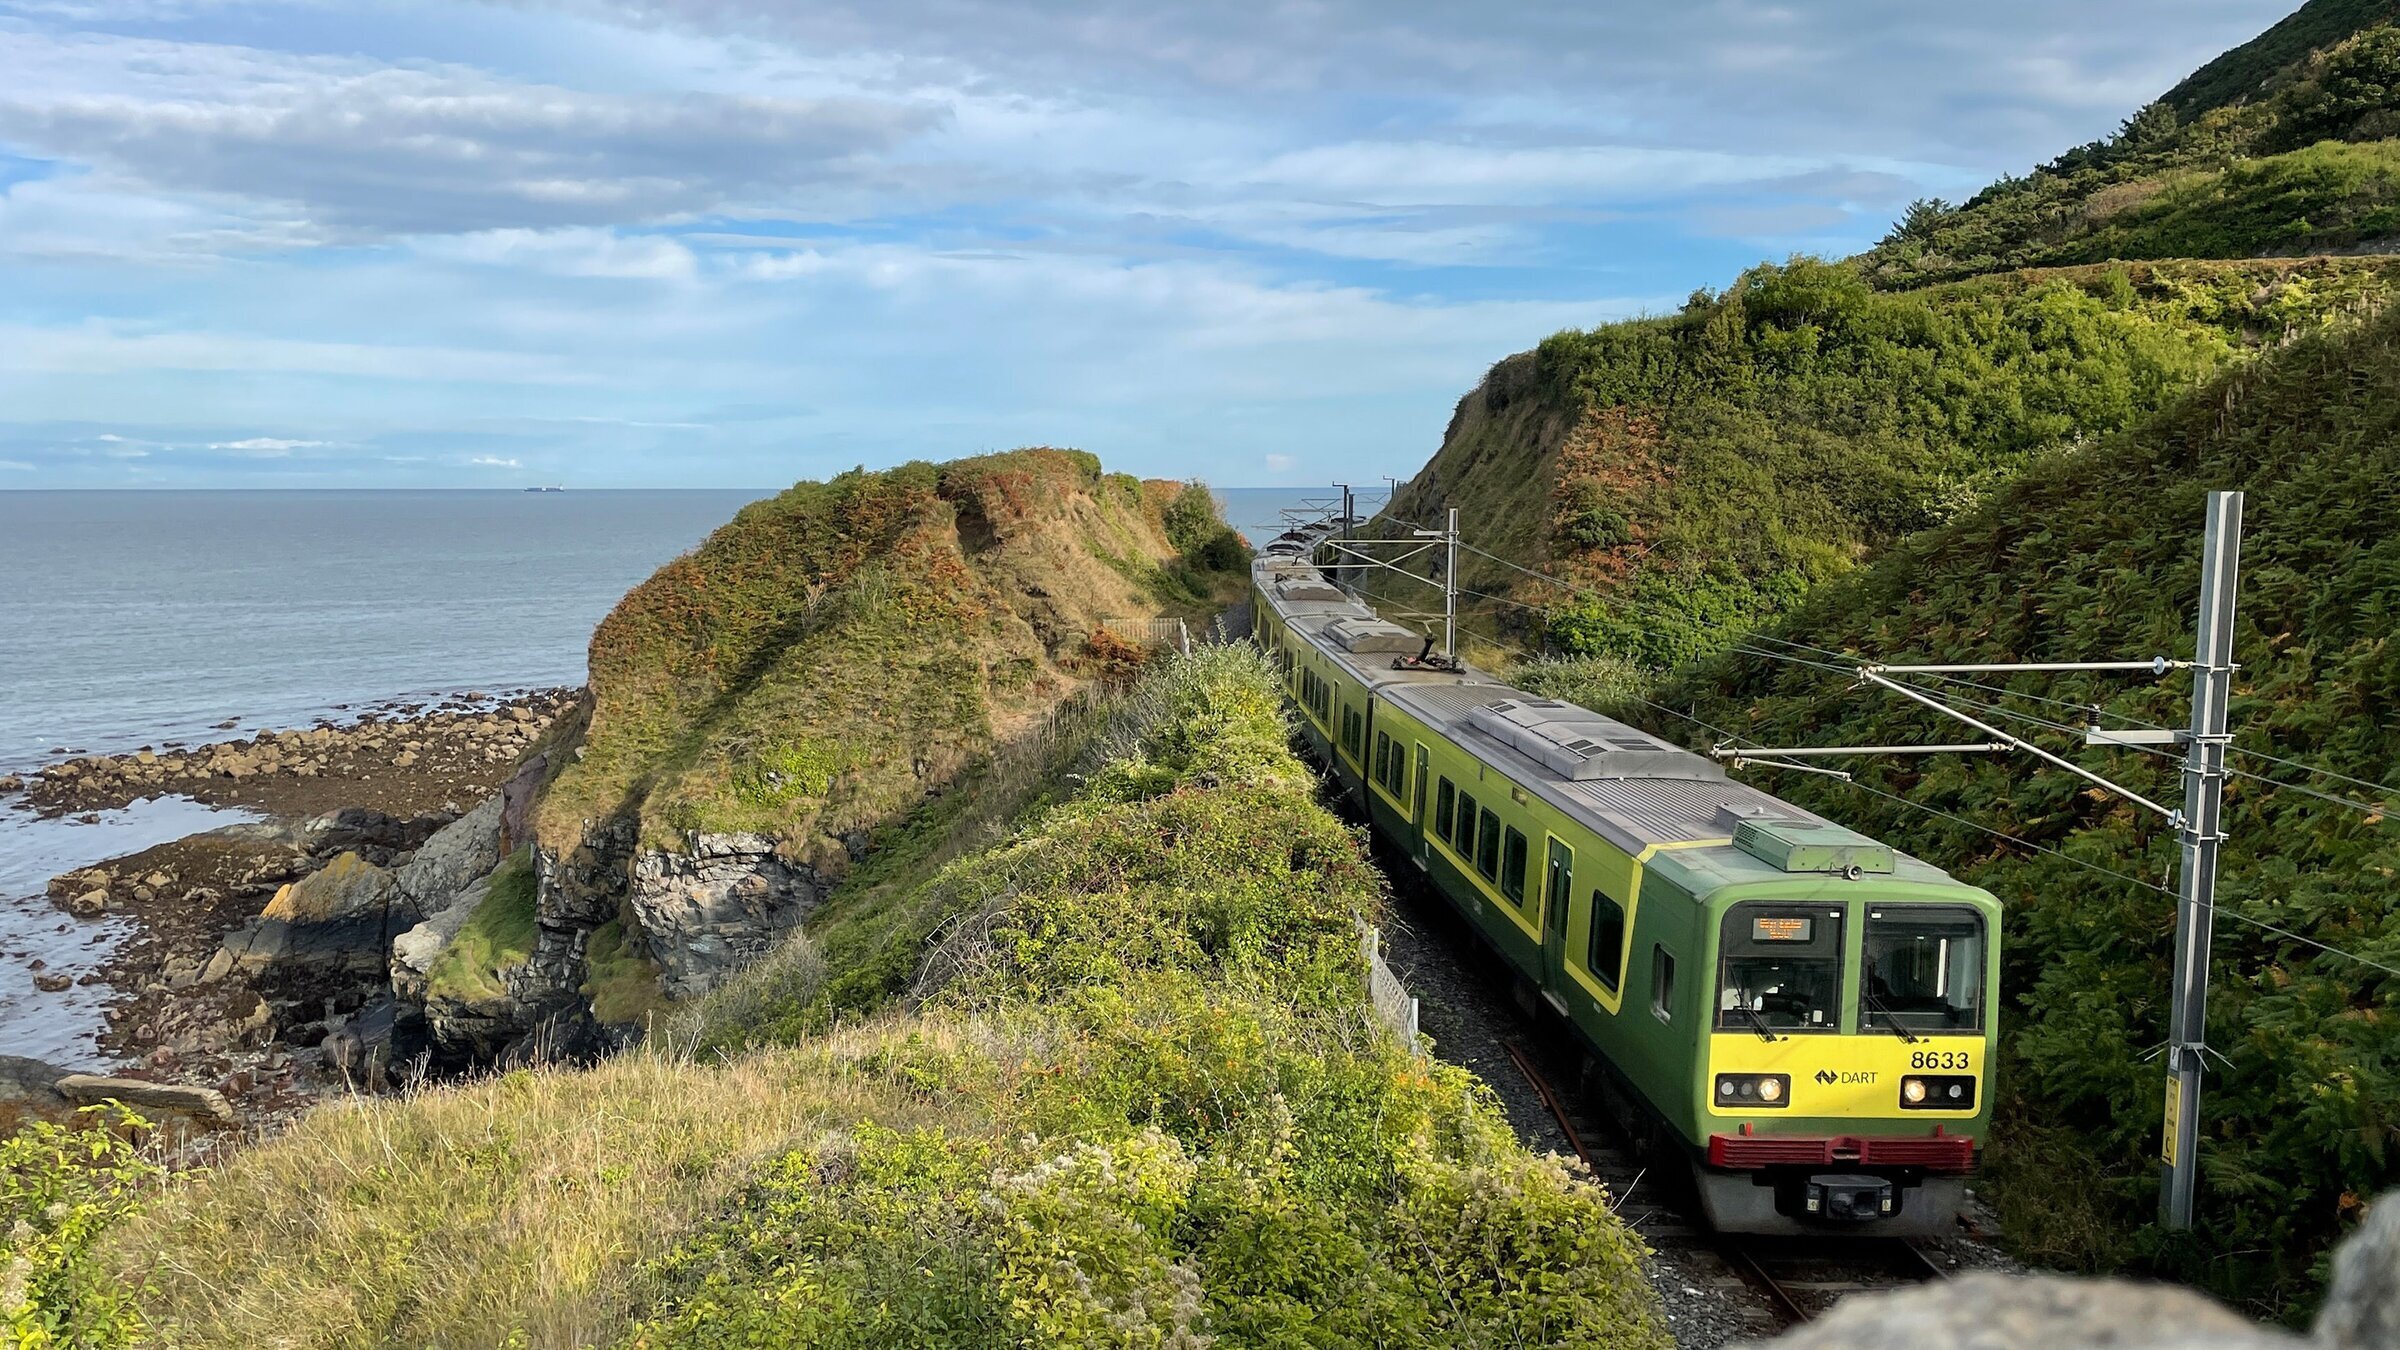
1253, 553, 1984, 903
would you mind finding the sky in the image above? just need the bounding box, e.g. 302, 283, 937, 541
0, 0, 2305, 489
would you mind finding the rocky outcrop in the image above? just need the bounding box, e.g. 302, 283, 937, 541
626, 833, 831, 999
1750, 1190, 2400, 1350
0, 1056, 71, 1113
20, 689, 570, 820
300, 806, 450, 866
212, 852, 409, 991
392, 794, 504, 923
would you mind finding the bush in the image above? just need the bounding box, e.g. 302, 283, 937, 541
2, 1106, 157, 1349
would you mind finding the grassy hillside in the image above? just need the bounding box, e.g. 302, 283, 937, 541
1375, 255, 2400, 665
2162, 0, 2400, 118
1865, 7, 2400, 287
539, 450, 1240, 866
1370, 5, 2400, 674
61, 649, 1664, 1348
1574, 311, 2400, 1320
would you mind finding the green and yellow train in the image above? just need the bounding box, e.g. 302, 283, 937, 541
1252, 543, 1998, 1235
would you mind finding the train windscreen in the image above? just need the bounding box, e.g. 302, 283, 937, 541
1861, 906, 1986, 1034
1716, 903, 1845, 1033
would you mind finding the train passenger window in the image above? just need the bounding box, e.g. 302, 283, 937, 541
1862, 907, 1986, 1033
1455, 791, 1477, 850
1651, 946, 1676, 1022
1500, 828, 1528, 903
1475, 808, 1501, 880
1435, 780, 1456, 841
1588, 890, 1626, 992
1717, 903, 1845, 1033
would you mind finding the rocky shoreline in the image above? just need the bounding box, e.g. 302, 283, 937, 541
1, 689, 575, 1143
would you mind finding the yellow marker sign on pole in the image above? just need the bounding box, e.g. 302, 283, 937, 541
2161, 1076, 2182, 1166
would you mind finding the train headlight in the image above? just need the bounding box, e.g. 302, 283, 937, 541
1712, 1073, 1791, 1109
1900, 1074, 1976, 1110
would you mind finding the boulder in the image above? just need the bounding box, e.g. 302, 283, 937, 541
392, 794, 505, 923
54, 1074, 236, 1125
1748, 1190, 2400, 1349
0, 1055, 70, 1108
301, 806, 441, 861
65, 889, 108, 918
33, 973, 71, 992
1745, 1272, 2291, 1349
215, 851, 404, 983
2319, 1190, 2400, 1350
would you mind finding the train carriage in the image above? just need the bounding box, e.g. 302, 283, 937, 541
1252, 543, 2000, 1237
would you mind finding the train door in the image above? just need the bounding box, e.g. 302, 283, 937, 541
1541, 837, 1573, 991
1412, 744, 1431, 859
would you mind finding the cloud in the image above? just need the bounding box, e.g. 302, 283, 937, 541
0, 458, 34, 471
1264, 453, 1294, 473
0, 324, 588, 383
419, 228, 699, 280
468, 455, 522, 468
0, 33, 946, 234
208, 436, 326, 452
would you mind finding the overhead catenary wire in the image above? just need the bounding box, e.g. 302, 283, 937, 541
1426, 612, 2400, 983
1878, 674, 2400, 820
1379, 511, 2395, 804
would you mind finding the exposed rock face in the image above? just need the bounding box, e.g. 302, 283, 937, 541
1749, 1189, 2400, 1350
392, 794, 504, 924
388, 873, 552, 1071
390, 875, 489, 1006
627, 833, 828, 999
215, 852, 408, 989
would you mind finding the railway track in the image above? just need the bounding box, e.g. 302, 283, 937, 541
1502, 1032, 1948, 1331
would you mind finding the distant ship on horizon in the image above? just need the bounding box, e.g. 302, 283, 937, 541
523, 485, 565, 493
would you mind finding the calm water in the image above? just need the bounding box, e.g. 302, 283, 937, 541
0, 488, 771, 1064
0, 490, 775, 775
1213, 486, 1382, 550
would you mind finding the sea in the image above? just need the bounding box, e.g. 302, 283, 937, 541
0, 484, 1337, 1065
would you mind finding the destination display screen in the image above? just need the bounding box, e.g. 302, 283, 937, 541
1751, 916, 1815, 943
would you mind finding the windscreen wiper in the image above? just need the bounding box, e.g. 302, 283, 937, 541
1862, 990, 1921, 1044
1739, 1004, 1779, 1043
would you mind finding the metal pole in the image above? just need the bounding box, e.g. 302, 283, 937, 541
2162, 490, 2242, 1230
1443, 507, 1459, 661
1336, 483, 1355, 598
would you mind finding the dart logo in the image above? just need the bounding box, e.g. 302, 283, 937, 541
1814, 1069, 1839, 1085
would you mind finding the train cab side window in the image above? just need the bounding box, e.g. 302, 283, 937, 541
1435, 780, 1456, 841
1651, 946, 1676, 1022
1589, 889, 1626, 992
1475, 808, 1501, 880
1500, 827, 1528, 903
